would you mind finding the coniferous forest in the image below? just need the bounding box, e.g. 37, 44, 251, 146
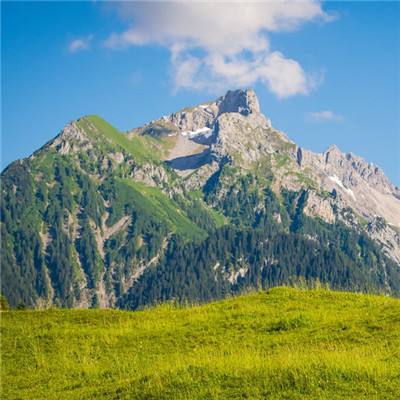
2, 146, 399, 309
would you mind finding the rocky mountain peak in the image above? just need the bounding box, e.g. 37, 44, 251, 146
321, 143, 397, 194
325, 143, 341, 153
144, 89, 265, 143
217, 88, 260, 116
41, 120, 88, 156
324, 144, 342, 164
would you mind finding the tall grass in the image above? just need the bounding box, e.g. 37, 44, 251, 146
2, 287, 399, 399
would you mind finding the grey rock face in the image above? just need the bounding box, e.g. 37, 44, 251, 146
291, 143, 400, 263
367, 217, 400, 264
157, 89, 263, 135
296, 144, 400, 228
130, 163, 169, 187
211, 109, 275, 165
167, 103, 219, 133
216, 88, 260, 116
45, 121, 91, 155
151, 89, 276, 167
303, 191, 335, 223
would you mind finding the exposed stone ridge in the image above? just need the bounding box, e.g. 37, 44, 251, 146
155, 88, 266, 135
322, 144, 397, 194
291, 144, 400, 264
216, 88, 260, 116
129, 89, 275, 176
297, 144, 399, 207
31, 120, 92, 158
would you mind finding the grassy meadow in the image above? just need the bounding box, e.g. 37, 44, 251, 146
1, 287, 400, 399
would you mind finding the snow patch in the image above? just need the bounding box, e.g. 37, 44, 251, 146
329, 175, 344, 189
329, 175, 356, 200
346, 188, 356, 201
181, 127, 212, 139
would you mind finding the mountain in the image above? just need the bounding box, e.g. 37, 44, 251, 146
1, 89, 400, 308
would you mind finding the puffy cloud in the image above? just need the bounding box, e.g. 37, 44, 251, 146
259, 52, 316, 98
68, 36, 92, 53
104, 1, 334, 97
306, 110, 344, 122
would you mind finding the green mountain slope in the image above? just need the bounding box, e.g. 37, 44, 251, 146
77, 115, 161, 164
116, 179, 206, 240
2, 287, 400, 399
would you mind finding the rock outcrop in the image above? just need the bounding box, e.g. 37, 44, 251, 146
217, 88, 260, 115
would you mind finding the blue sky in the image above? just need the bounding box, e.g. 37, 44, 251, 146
2, 1, 399, 185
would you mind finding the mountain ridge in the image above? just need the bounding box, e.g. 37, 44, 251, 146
1, 89, 399, 309
125, 89, 400, 262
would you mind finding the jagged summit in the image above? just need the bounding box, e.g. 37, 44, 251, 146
216, 88, 260, 116
325, 143, 341, 153
126, 88, 278, 175
134, 89, 268, 138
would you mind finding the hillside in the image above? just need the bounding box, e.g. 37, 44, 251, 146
1, 89, 400, 309
2, 287, 400, 399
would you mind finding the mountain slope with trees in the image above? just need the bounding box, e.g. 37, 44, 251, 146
1, 90, 399, 308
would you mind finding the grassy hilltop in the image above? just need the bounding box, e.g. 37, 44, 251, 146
2, 287, 400, 399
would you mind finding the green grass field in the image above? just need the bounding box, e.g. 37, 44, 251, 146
1, 287, 400, 399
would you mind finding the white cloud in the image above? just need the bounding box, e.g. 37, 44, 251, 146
68, 36, 92, 53
306, 110, 344, 122
104, 1, 334, 97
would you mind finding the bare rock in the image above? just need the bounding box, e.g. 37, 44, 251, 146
303, 191, 335, 223
217, 88, 260, 116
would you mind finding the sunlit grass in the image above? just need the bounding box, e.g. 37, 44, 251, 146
120, 178, 207, 241
2, 287, 400, 399
78, 115, 161, 164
